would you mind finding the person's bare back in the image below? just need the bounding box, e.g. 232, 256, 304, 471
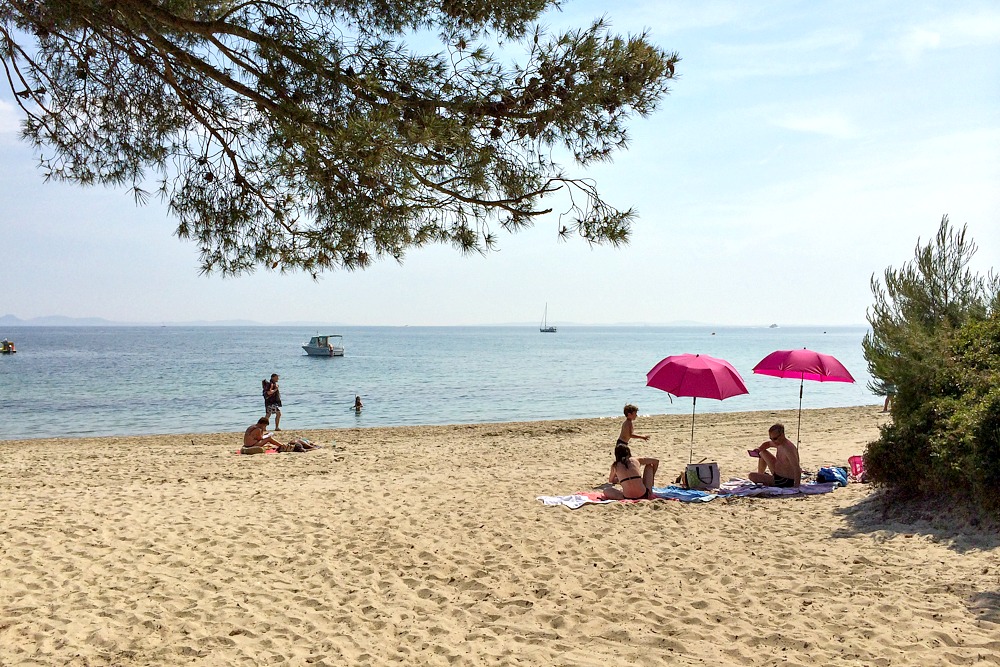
605, 445, 659, 500
242, 417, 283, 454
244, 422, 264, 448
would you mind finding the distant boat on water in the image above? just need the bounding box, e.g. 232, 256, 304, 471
0, 338, 15, 354
539, 304, 557, 333
302, 334, 344, 356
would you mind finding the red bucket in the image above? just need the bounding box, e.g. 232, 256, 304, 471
848, 455, 864, 478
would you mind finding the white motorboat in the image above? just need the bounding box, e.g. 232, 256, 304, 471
302, 334, 344, 357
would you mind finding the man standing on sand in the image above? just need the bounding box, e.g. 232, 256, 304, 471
263, 373, 282, 430
749, 423, 801, 487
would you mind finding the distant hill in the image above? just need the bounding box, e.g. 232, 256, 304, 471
1, 314, 121, 326
0, 314, 262, 327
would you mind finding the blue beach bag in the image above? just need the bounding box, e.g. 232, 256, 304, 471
816, 466, 848, 487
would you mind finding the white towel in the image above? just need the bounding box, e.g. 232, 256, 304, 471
536, 494, 615, 509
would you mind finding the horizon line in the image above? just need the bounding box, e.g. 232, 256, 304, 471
1, 315, 871, 329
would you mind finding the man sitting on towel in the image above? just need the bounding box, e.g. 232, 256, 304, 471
242, 417, 284, 455
749, 423, 801, 488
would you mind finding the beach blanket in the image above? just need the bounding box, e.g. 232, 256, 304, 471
537, 486, 717, 509
716, 478, 838, 496
537, 480, 836, 509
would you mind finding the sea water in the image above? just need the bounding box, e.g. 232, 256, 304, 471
0, 325, 879, 440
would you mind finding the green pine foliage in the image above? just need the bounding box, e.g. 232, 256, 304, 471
0, 0, 678, 275
863, 216, 1000, 513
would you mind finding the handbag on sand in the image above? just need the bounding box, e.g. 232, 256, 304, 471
684, 462, 720, 490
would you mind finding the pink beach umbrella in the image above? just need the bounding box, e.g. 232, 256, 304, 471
752, 348, 855, 446
646, 354, 749, 464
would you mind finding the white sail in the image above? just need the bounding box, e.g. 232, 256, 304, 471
540, 304, 557, 333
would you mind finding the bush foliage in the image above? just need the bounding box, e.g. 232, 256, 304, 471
863, 216, 1000, 513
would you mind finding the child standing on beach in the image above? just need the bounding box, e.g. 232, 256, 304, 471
618, 404, 650, 446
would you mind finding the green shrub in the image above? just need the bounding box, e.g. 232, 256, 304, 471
953, 314, 1000, 510
863, 217, 999, 515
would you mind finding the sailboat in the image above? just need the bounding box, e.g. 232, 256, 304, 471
539, 303, 557, 333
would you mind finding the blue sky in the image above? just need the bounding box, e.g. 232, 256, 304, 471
1, 0, 998, 326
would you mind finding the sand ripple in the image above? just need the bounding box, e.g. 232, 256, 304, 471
1, 407, 998, 665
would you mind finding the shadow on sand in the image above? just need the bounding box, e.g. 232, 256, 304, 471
833, 489, 1000, 624
832, 489, 1000, 552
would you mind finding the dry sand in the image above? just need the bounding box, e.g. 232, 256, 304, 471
1, 405, 998, 666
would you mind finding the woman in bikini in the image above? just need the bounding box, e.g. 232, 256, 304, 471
605, 443, 659, 500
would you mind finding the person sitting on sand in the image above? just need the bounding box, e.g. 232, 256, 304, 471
605, 443, 659, 500
617, 403, 650, 446
749, 423, 801, 488
242, 417, 284, 455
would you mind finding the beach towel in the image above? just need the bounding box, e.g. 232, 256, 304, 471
537, 491, 614, 509
715, 478, 838, 496
536, 486, 718, 509
537, 480, 837, 508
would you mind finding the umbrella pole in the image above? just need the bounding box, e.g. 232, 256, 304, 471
796, 375, 804, 448
689, 397, 696, 464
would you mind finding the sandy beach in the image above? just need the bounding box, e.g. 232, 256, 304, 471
2, 405, 998, 666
